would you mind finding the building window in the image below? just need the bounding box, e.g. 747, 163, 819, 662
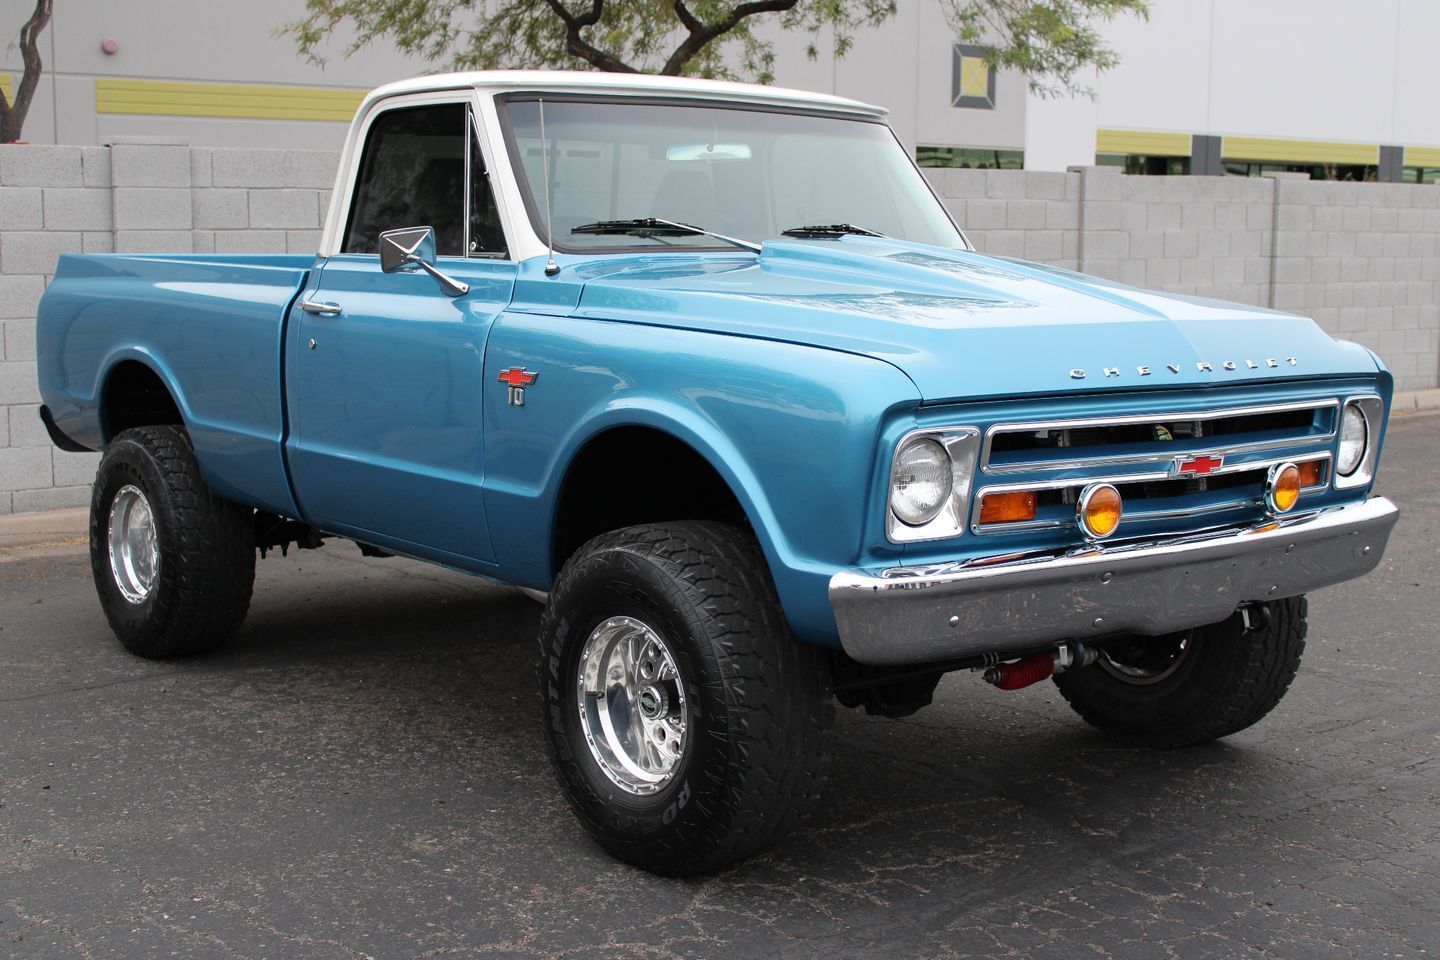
917, 146, 1023, 169
1221, 161, 1377, 182
1402, 166, 1438, 184
951, 44, 997, 110
1096, 153, 1190, 176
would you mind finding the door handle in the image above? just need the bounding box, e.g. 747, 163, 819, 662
300, 299, 342, 316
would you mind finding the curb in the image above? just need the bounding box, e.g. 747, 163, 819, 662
1391, 387, 1440, 415
0, 506, 89, 558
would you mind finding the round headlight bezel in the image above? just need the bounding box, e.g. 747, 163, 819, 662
889, 437, 953, 527
1337, 403, 1368, 478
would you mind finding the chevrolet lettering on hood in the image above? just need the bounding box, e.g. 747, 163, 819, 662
1069, 357, 1299, 380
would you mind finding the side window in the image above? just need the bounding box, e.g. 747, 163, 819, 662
469, 121, 507, 257
344, 104, 466, 256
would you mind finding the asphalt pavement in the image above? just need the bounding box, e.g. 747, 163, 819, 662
2, 415, 1438, 959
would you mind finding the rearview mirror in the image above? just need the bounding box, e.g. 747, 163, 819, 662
379, 225, 436, 274
665, 143, 752, 162
378, 226, 468, 297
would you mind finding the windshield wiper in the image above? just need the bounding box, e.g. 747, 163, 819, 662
780, 223, 887, 239
569, 217, 761, 253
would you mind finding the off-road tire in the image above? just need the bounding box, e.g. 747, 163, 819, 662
538, 521, 831, 875
1053, 598, 1308, 748
89, 425, 256, 658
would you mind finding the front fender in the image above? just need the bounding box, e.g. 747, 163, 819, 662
482, 311, 920, 645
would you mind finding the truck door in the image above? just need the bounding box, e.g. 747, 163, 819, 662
287, 99, 514, 564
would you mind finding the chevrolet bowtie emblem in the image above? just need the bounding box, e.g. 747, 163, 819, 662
1172, 454, 1224, 477
498, 367, 538, 406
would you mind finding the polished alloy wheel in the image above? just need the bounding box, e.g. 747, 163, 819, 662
576, 616, 688, 795
107, 484, 160, 604
1097, 632, 1192, 685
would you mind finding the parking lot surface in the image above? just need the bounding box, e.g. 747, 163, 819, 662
2, 415, 1438, 959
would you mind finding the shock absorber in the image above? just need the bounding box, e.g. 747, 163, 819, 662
983, 654, 1055, 690
983, 642, 1097, 691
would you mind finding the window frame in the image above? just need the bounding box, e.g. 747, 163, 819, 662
325, 88, 515, 263
494, 92, 970, 256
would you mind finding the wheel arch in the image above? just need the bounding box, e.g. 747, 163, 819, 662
547, 410, 784, 581
94, 349, 191, 446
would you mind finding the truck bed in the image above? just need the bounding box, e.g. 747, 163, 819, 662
37, 253, 315, 517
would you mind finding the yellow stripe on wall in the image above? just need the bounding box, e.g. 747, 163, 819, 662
1404, 146, 1440, 168
0, 74, 12, 102
1096, 129, 1192, 157
95, 78, 365, 122
1222, 136, 1377, 166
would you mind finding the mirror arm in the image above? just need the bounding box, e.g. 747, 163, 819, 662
406, 255, 470, 297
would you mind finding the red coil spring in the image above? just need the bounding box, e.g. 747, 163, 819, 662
985, 653, 1055, 691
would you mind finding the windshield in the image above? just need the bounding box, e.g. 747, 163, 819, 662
501, 97, 965, 252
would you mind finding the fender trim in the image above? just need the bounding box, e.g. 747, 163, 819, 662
39, 405, 96, 453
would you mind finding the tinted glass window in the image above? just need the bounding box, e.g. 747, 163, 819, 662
503, 99, 962, 251
344, 104, 466, 255
470, 127, 506, 256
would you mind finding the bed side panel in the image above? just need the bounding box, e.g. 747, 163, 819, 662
37, 254, 312, 516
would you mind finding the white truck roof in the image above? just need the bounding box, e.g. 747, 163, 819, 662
359, 70, 888, 119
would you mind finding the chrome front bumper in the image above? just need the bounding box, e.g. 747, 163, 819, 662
829, 497, 1399, 666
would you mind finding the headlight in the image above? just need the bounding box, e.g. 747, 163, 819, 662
886, 427, 980, 542
890, 438, 952, 526
1337, 403, 1367, 477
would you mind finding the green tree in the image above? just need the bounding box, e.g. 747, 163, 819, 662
0, 0, 54, 143
284, 0, 1147, 96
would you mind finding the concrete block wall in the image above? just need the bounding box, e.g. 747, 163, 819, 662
1267, 178, 1440, 390
190, 146, 334, 255
1073, 168, 1277, 308
0, 142, 1436, 514
0, 146, 113, 514
927, 169, 1082, 270
0, 140, 337, 515
926, 167, 1440, 393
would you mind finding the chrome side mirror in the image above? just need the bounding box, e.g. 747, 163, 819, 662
378, 226, 469, 297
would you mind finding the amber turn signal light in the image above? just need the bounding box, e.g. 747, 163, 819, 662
1267, 462, 1301, 514
979, 490, 1038, 524
1297, 459, 1326, 488
1077, 483, 1123, 539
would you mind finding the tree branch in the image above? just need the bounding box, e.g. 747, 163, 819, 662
0, 0, 53, 143
661, 0, 800, 75
542, 0, 639, 72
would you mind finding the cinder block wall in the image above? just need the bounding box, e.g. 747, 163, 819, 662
926, 166, 1440, 390
0, 139, 337, 514
0, 142, 1437, 514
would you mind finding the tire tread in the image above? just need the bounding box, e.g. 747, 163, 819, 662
1054, 598, 1307, 748
90, 425, 255, 658
539, 521, 831, 874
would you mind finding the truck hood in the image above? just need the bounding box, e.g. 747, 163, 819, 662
567, 237, 1378, 402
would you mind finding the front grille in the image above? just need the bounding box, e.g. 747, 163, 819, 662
972, 399, 1339, 536
981, 399, 1338, 476
989, 407, 1319, 461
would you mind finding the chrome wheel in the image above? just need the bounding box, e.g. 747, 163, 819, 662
576, 616, 688, 796
1097, 632, 1192, 686
107, 484, 159, 604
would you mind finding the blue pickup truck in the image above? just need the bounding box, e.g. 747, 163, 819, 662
36, 72, 1398, 875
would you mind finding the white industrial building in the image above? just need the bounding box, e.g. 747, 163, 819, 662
2, 0, 1438, 181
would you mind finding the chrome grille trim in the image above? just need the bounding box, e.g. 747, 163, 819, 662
970, 451, 1333, 536
980, 398, 1339, 475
